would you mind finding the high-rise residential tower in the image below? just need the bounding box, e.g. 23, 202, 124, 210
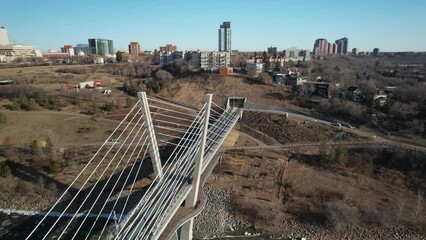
218, 21, 231, 52
159, 44, 177, 52
267, 46, 277, 56
335, 37, 348, 55
313, 38, 328, 56
0, 26, 9, 46
129, 42, 141, 56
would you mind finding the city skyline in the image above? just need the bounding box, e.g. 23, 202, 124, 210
0, 0, 425, 52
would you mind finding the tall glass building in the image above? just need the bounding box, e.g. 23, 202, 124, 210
88, 38, 114, 56
218, 22, 231, 52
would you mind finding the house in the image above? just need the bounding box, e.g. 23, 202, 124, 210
273, 73, 286, 84
373, 90, 388, 107
345, 86, 365, 102
302, 81, 331, 101
287, 74, 307, 86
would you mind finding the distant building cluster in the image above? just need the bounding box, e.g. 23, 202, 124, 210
0, 26, 42, 62
0, 22, 384, 66
313, 37, 348, 56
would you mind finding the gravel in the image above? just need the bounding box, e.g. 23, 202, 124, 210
193, 185, 249, 238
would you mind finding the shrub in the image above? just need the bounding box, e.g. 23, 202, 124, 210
323, 201, 360, 229
284, 179, 295, 189
147, 81, 167, 93
50, 161, 61, 174
0, 164, 12, 178
0, 112, 7, 124
102, 101, 115, 111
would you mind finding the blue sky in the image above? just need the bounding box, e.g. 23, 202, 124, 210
1, 0, 425, 52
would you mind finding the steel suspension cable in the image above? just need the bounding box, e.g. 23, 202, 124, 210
70, 126, 148, 239
56, 113, 146, 239
114, 103, 207, 238
25, 100, 141, 240
40, 108, 144, 239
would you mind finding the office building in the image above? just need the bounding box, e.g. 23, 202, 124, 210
74, 44, 90, 56
0, 26, 9, 46
267, 46, 277, 56
61, 45, 75, 56
218, 21, 231, 52
352, 48, 359, 55
335, 37, 348, 55
88, 38, 114, 56
313, 38, 328, 56
129, 42, 141, 56
159, 44, 177, 52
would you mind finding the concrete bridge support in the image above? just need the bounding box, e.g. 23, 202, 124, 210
179, 94, 212, 240
138, 91, 163, 178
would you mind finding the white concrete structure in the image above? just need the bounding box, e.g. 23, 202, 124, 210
180, 94, 212, 240
138, 92, 163, 178
0, 26, 9, 46
0, 44, 37, 61
200, 51, 230, 70
246, 62, 264, 77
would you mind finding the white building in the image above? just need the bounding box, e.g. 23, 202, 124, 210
0, 26, 9, 46
285, 47, 310, 62
246, 63, 264, 77
200, 51, 230, 70
0, 45, 38, 62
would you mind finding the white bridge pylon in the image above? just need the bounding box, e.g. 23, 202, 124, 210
25, 92, 244, 240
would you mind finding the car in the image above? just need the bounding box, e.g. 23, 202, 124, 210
331, 121, 341, 127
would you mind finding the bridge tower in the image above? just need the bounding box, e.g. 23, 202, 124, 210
138, 91, 163, 178
179, 94, 212, 240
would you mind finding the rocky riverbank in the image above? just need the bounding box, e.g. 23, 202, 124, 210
193, 184, 425, 240
193, 185, 250, 238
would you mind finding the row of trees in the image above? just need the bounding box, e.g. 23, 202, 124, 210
10, 92, 61, 111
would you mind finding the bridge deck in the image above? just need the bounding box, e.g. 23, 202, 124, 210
158, 152, 222, 240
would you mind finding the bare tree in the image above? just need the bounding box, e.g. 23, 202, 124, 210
155, 70, 174, 82
389, 101, 418, 119
258, 72, 272, 84
414, 189, 423, 220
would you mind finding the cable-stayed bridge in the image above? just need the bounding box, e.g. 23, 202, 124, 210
24, 92, 245, 240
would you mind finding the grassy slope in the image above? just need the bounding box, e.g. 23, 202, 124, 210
0, 111, 114, 146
